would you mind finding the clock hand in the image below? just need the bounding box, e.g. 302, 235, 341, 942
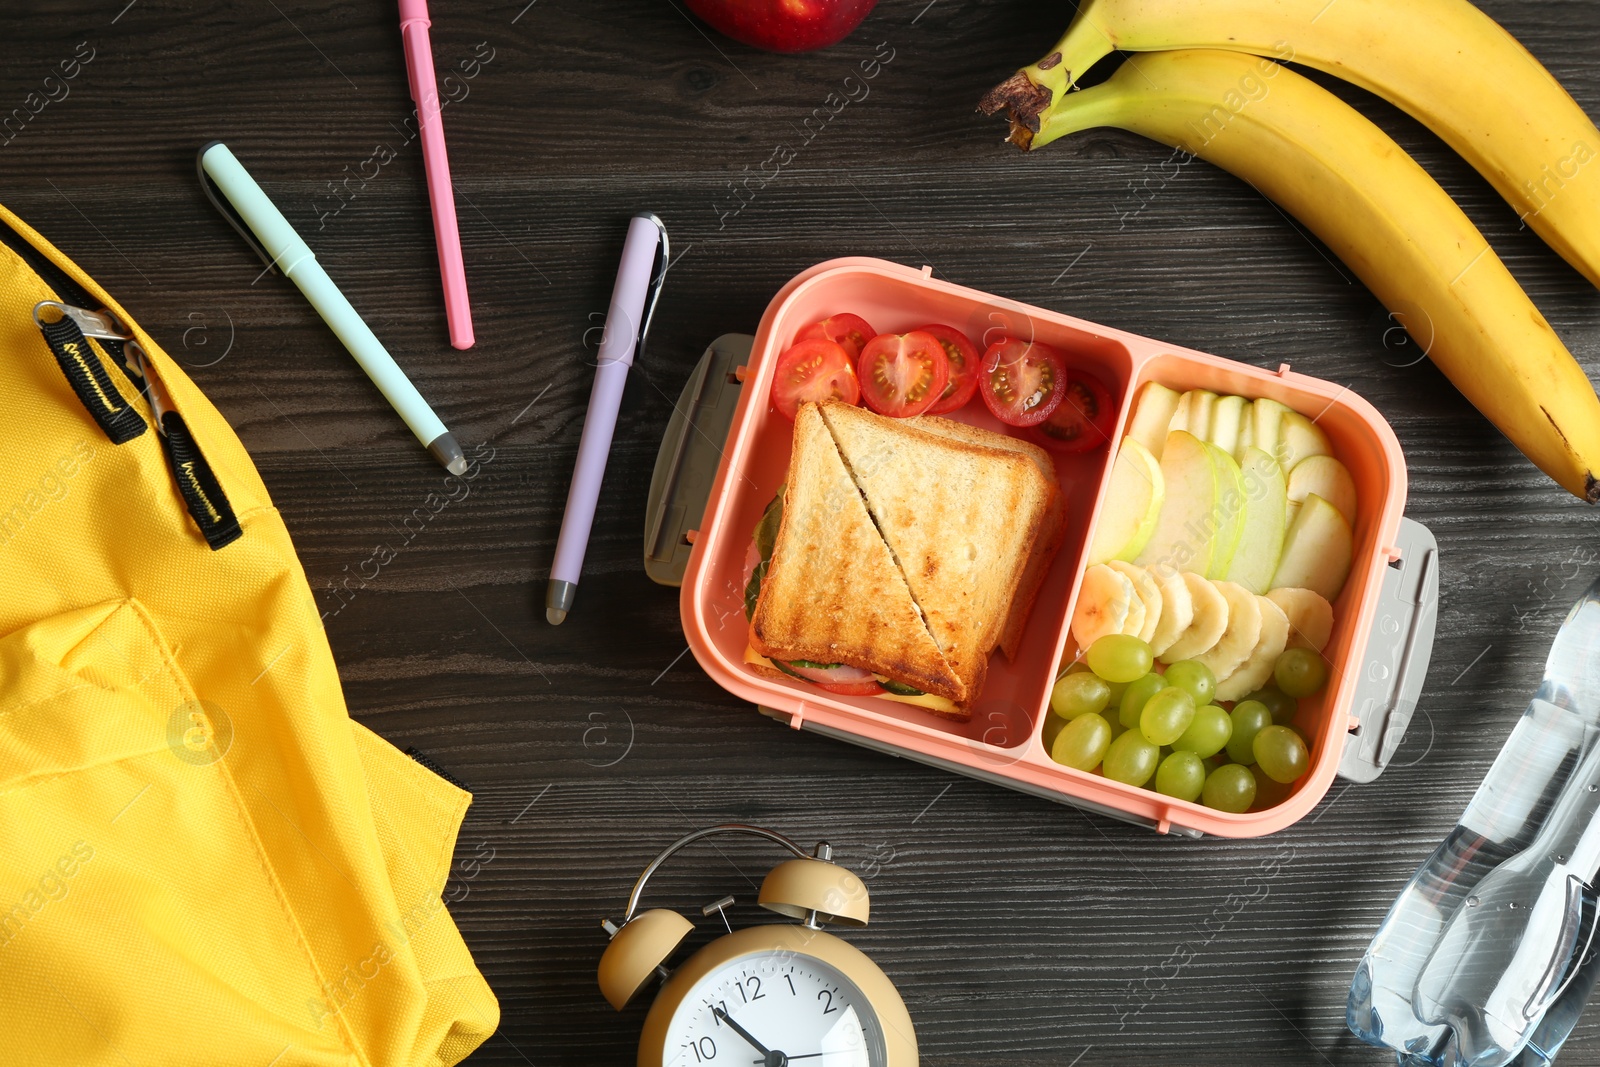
713, 1006, 783, 1063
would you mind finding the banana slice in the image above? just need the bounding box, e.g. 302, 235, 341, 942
1108, 560, 1162, 644
1147, 565, 1193, 656
1266, 587, 1335, 652
1192, 581, 1263, 681
1072, 564, 1136, 651
1216, 595, 1291, 702
1120, 585, 1147, 640
1158, 572, 1229, 662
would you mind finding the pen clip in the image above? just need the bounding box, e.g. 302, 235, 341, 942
633, 212, 669, 362
197, 141, 278, 275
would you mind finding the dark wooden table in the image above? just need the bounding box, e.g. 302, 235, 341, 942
6, 1, 1600, 1063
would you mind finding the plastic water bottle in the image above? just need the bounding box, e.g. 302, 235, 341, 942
1349, 577, 1600, 1066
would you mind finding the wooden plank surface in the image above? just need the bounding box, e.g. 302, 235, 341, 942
4, 0, 1600, 1063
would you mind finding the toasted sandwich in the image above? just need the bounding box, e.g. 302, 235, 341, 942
746, 401, 1062, 718
906, 413, 1067, 661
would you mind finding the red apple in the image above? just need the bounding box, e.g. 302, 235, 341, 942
682, 0, 879, 53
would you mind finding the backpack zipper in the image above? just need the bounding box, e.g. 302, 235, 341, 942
0, 216, 242, 549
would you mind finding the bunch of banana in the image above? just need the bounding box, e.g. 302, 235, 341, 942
981, 45, 1600, 504
979, 0, 1600, 289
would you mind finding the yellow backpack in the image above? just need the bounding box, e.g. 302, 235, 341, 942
0, 204, 498, 1066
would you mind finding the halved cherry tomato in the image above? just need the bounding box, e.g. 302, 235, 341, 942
916, 323, 981, 416
1028, 369, 1117, 452
770, 338, 859, 421
977, 338, 1066, 427
797, 314, 876, 361
857, 331, 949, 418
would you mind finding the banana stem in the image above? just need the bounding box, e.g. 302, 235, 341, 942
1032, 83, 1130, 149
1024, 20, 1117, 101
978, 8, 1118, 145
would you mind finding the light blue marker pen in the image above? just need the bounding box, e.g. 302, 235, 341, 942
198, 141, 467, 475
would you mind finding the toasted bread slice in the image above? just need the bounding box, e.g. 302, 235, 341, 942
820, 403, 1052, 700
908, 415, 1066, 660
749, 404, 965, 703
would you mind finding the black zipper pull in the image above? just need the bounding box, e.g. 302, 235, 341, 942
33, 299, 241, 549
33, 300, 146, 444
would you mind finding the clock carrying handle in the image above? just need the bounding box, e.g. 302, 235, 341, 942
621, 823, 815, 924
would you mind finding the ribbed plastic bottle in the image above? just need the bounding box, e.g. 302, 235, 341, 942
1349, 578, 1600, 1066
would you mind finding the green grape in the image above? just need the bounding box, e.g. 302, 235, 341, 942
1162, 659, 1216, 706
1051, 671, 1111, 720
1139, 686, 1197, 746
1172, 704, 1232, 759
1203, 763, 1257, 812
1155, 750, 1206, 802
1051, 712, 1112, 771
1225, 700, 1273, 765
1273, 647, 1330, 698
1102, 729, 1159, 787
1245, 686, 1298, 725
1040, 713, 1067, 754
1087, 634, 1154, 684
1119, 672, 1166, 728
1250, 764, 1293, 809
1105, 677, 1130, 707
1253, 724, 1310, 783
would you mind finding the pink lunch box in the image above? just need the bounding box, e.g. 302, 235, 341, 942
646, 258, 1438, 838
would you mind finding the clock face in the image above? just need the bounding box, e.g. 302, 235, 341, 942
665, 949, 888, 1067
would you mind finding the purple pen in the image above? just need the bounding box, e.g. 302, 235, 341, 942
546, 213, 669, 625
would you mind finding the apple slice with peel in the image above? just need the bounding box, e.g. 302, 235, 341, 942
1223, 446, 1287, 594
1135, 431, 1220, 578
1204, 442, 1247, 581
1172, 390, 1217, 439
1287, 454, 1356, 526
1271, 493, 1353, 601
1126, 382, 1182, 460
1278, 411, 1333, 472
1252, 398, 1288, 466
1209, 395, 1248, 456
1233, 405, 1256, 461
1085, 437, 1164, 566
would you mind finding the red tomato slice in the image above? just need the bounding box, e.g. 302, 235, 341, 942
978, 338, 1066, 427
857, 331, 949, 418
1028, 369, 1117, 452
770, 338, 860, 421
797, 314, 876, 361
916, 323, 982, 416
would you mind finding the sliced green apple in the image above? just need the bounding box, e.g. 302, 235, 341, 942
1204, 442, 1247, 580
1173, 390, 1217, 440
1223, 446, 1287, 594
1252, 398, 1288, 466
1135, 430, 1220, 578
1210, 394, 1248, 456
1278, 411, 1333, 472
1086, 437, 1165, 566
1271, 493, 1353, 601
1126, 381, 1182, 460
1287, 454, 1356, 526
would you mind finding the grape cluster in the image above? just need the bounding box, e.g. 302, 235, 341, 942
1043, 634, 1326, 812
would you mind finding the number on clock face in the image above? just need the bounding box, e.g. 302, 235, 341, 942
668, 952, 886, 1066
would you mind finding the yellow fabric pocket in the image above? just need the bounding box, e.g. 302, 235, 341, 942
0, 599, 357, 1065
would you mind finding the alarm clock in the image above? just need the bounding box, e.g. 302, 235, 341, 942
599, 823, 918, 1067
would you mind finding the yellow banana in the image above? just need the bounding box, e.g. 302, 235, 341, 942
978, 0, 1600, 289
1001, 49, 1600, 502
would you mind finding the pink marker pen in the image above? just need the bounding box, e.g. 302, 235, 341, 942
398, 0, 474, 349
